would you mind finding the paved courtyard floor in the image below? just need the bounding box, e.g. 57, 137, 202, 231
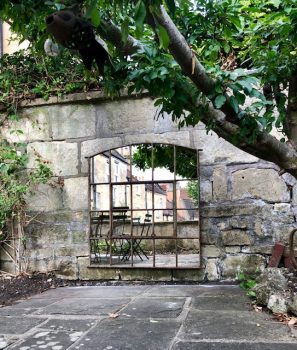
0, 284, 296, 349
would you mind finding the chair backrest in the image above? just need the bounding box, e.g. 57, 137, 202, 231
140, 213, 152, 236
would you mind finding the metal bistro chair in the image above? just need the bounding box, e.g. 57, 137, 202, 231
121, 213, 152, 261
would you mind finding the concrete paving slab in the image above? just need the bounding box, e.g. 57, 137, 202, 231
0, 317, 42, 335
181, 310, 293, 342
0, 335, 19, 349
144, 285, 244, 297
10, 330, 83, 349
190, 296, 252, 311
120, 297, 186, 319
39, 319, 97, 332
30, 286, 148, 299
10, 298, 60, 309
0, 308, 33, 316
172, 341, 297, 350
34, 298, 130, 316
0, 285, 295, 350
74, 318, 181, 350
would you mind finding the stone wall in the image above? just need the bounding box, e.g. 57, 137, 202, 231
1, 92, 295, 281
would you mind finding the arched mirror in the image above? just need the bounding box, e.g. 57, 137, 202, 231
88, 144, 201, 269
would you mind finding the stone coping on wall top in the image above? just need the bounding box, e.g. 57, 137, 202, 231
0, 90, 150, 111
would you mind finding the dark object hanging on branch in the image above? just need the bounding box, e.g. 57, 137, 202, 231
45, 10, 110, 75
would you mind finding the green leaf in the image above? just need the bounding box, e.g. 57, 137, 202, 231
121, 18, 129, 43
238, 80, 253, 93
135, 0, 146, 36
165, 0, 176, 14
157, 26, 170, 49
91, 9, 100, 27
229, 96, 239, 113
214, 95, 226, 108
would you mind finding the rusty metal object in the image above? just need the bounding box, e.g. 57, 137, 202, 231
289, 228, 297, 270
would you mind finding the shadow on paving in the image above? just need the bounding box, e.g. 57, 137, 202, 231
0, 284, 295, 349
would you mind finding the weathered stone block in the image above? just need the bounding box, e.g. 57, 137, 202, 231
191, 129, 258, 165
71, 230, 88, 244
27, 141, 79, 176
172, 269, 205, 282
96, 98, 156, 138
202, 245, 221, 258
200, 180, 213, 202
25, 224, 71, 248
230, 217, 252, 229
54, 257, 78, 279
241, 245, 274, 255
201, 202, 265, 218
225, 246, 241, 254
267, 293, 289, 313
51, 104, 96, 139
281, 172, 296, 186
78, 257, 120, 280
80, 137, 123, 172
63, 177, 88, 210
26, 183, 63, 212
205, 259, 220, 281
34, 211, 88, 224
122, 269, 173, 281
123, 131, 192, 149
153, 111, 179, 133
273, 203, 292, 213
54, 244, 89, 257
232, 168, 290, 202
222, 230, 251, 246
213, 166, 228, 201
289, 295, 297, 316
222, 254, 266, 278
1, 107, 50, 143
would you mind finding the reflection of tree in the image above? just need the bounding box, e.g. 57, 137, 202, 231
186, 181, 199, 207
132, 144, 197, 179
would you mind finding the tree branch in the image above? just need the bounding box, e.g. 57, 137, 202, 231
285, 73, 297, 148
155, 5, 239, 123
97, 19, 140, 56
97, 12, 297, 177
199, 102, 297, 177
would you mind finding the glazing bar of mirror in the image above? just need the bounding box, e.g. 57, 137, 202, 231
109, 149, 113, 265
130, 145, 134, 267
173, 145, 178, 267
173, 146, 177, 238
89, 179, 197, 186
152, 238, 156, 268
197, 149, 201, 266
151, 144, 155, 267
88, 157, 92, 266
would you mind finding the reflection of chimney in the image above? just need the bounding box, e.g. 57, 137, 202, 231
166, 183, 173, 202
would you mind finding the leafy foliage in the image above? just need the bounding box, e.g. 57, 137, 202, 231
237, 271, 258, 298
132, 144, 197, 179
186, 181, 199, 207
0, 50, 101, 118
0, 141, 53, 240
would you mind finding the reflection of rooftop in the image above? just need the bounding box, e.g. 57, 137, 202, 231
102, 150, 129, 164
145, 183, 167, 195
